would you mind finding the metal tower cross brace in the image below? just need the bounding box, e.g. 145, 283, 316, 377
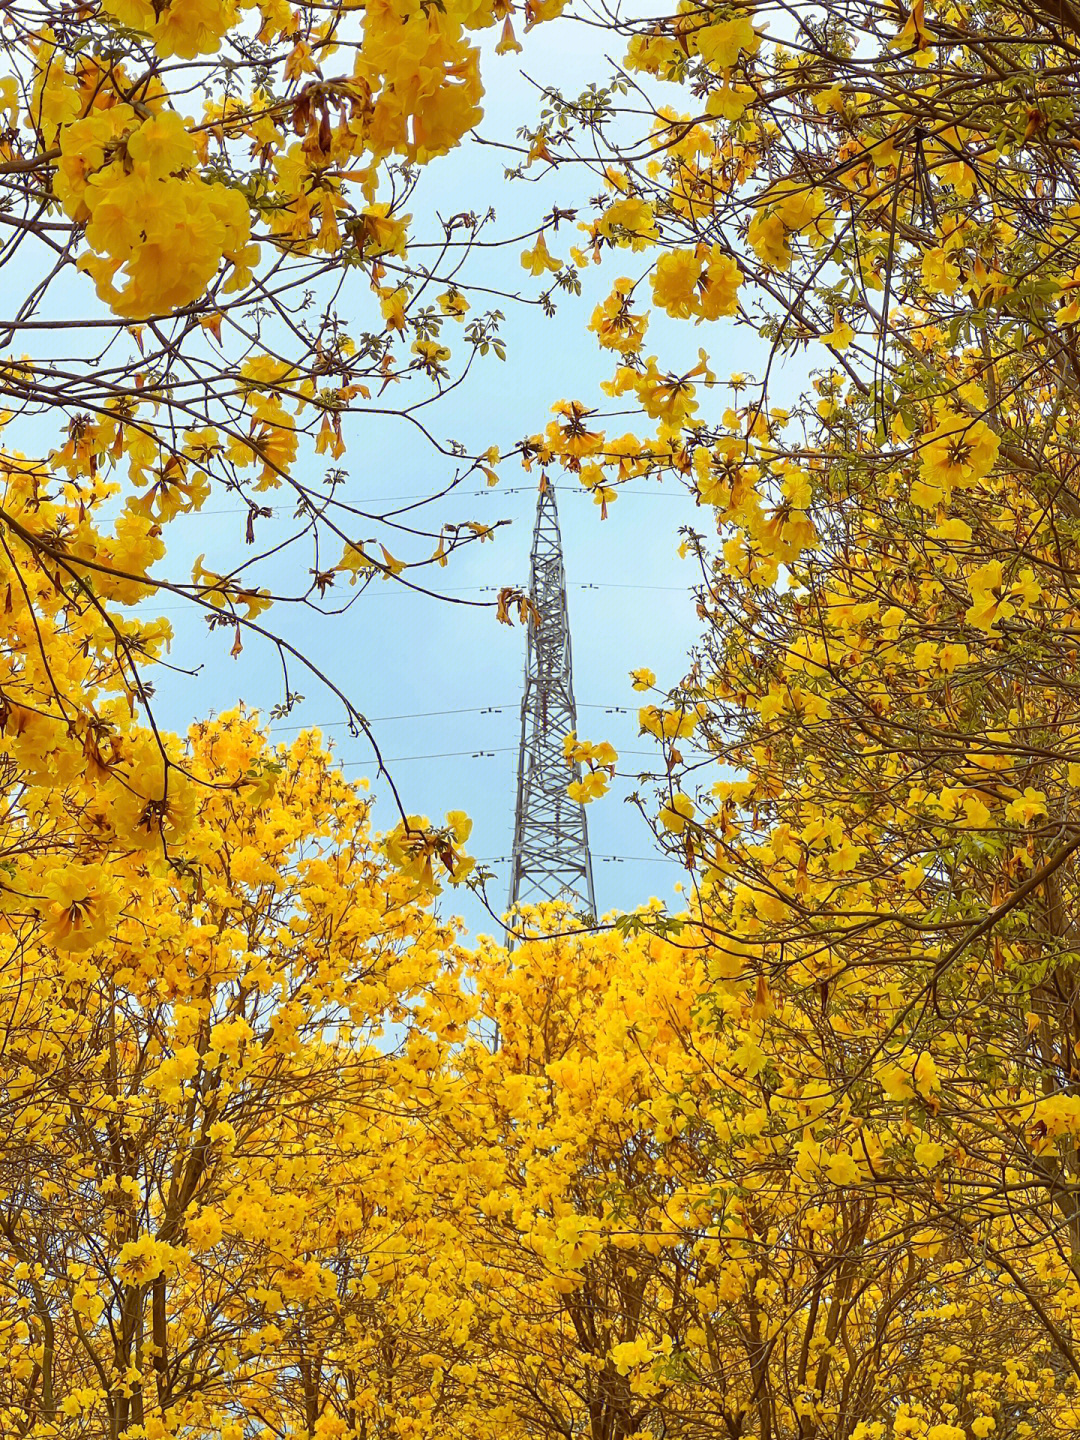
508, 483, 597, 920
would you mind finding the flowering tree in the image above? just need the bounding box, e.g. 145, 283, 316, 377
16, 0, 1080, 1435
0, 710, 468, 1438
381, 917, 1077, 1440
489, 0, 1080, 1419
0, 0, 572, 788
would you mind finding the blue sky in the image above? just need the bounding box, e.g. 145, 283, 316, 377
116, 21, 731, 941
28, 21, 775, 938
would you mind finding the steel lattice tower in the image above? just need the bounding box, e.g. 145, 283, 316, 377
508, 483, 597, 919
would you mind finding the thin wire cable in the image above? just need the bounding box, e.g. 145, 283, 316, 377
475, 853, 682, 865
185, 485, 693, 515
136, 579, 692, 616
340, 748, 515, 765
338, 746, 708, 766
268, 699, 643, 731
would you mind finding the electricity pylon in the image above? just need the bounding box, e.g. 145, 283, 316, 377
508, 482, 597, 922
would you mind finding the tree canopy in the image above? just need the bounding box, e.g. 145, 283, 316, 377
9, 0, 1080, 1438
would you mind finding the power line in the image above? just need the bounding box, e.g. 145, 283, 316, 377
476, 853, 683, 865
337, 746, 701, 766
277, 703, 514, 730
269, 699, 639, 731
186, 485, 693, 516
134, 579, 692, 617
596, 855, 683, 864
341, 747, 515, 765
571, 582, 688, 593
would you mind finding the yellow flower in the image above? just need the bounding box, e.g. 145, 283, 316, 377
589, 280, 649, 353
693, 17, 761, 69
913, 1140, 946, 1169
77, 161, 254, 319
610, 1338, 653, 1374
965, 559, 1013, 633
185, 1208, 224, 1250
890, 0, 934, 58
55, 109, 135, 219
748, 184, 832, 269
113, 0, 238, 59
820, 314, 855, 350
567, 771, 609, 803
705, 79, 754, 121
640, 704, 701, 740
879, 1062, 916, 1102
747, 210, 791, 269
337, 542, 374, 583
596, 196, 659, 250
521, 232, 562, 275
913, 1052, 940, 1098
115, 1233, 174, 1286
0, 77, 18, 125
659, 791, 696, 833
825, 1151, 860, 1186
126, 109, 197, 181
651, 249, 704, 319
698, 247, 742, 319
918, 414, 999, 495
813, 85, 845, 115
105, 737, 198, 850
42, 865, 121, 952
355, 205, 409, 259
495, 16, 523, 53
961, 795, 991, 828
412, 338, 452, 373
437, 288, 469, 318
921, 246, 960, 296
1004, 787, 1048, 826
